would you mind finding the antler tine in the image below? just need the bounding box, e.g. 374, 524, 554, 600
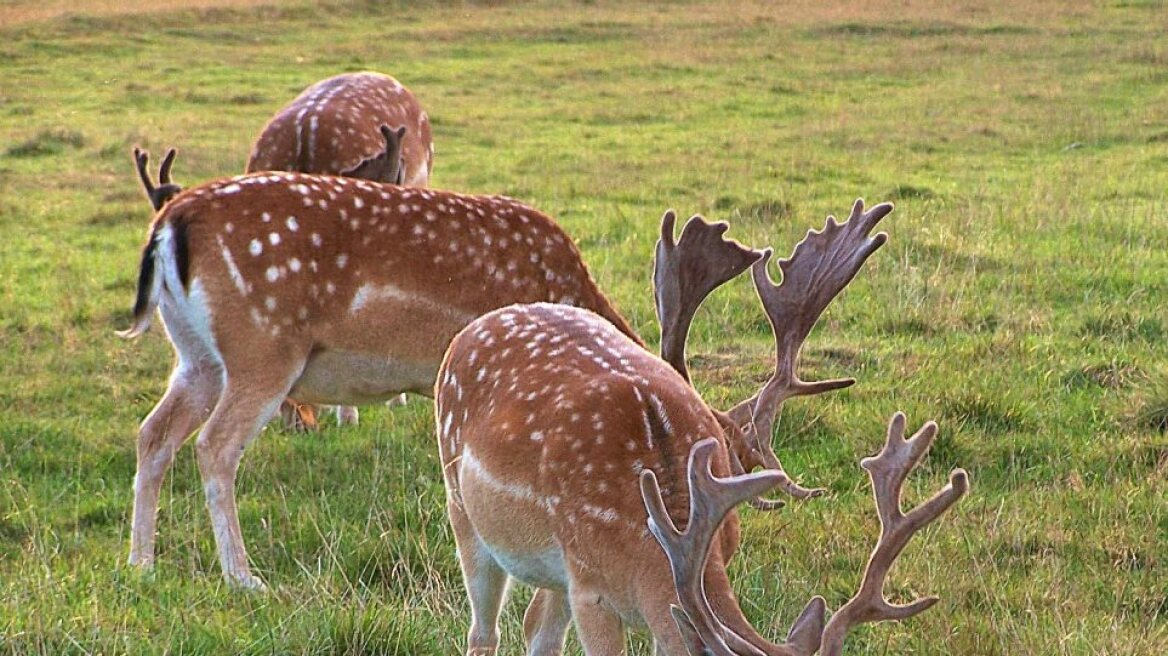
654, 211, 763, 383
158, 147, 177, 186
132, 146, 183, 211
133, 147, 156, 204
817, 412, 969, 656
641, 438, 785, 655
726, 200, 892, 504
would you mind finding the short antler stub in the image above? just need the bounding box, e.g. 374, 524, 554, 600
133, 147, 182, 211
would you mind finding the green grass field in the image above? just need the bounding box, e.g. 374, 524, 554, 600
1, 0, 1165, 653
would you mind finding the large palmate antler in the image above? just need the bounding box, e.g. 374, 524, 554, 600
654, 210, 762, 382
642, 414, 968, 655
727, 200, 893, 499
133, 147, 182, 211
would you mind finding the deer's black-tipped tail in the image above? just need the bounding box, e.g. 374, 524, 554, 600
117, 226, 163, 339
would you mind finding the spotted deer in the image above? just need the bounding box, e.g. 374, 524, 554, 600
247, 71, 433, 186
133, 79, 420, 427
435, 200, 963, 654
248, 71, 433, 427
119, 171, 642, 590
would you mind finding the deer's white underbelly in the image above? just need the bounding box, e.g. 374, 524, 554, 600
290, 348, 434, 405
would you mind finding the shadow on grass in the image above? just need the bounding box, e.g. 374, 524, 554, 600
5, 129, 86, 158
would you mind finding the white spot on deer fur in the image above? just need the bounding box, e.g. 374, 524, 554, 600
336, 254, 348, 269
648, 393, 672, 437
353, 197, 364, 209
249, 239, 262, 256
326, 282, 336, 294
265, 296, 277, 311
289, 258, 302, 273
530, 430, 544, 442
286, 216, 299, 231
311, 233, 322, 247
216, 236, 248, 296
224, 222, 234, 233
218, 183, 241, 195
583, 505, 618, 524
261, 212, 272, 223
268, 232, 281, 246
265, 266, 279, 282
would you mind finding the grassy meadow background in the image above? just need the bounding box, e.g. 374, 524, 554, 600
1, 0, 1165, 653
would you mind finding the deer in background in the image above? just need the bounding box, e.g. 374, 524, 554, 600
248, 70, 435, 428
119, 170, 643, 590
247, 71, 433, 187
436, 200, 966, 654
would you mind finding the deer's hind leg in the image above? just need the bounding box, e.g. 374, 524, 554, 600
193, 339, 308, 590
129, 360, 223, 569
449, 498, 510, 655
524, 588, 572, 656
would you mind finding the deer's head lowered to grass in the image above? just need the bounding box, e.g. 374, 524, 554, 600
435, 200, 964, 654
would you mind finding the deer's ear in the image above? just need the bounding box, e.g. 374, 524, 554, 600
342, 124, 407, 183
784, 596, 826, 655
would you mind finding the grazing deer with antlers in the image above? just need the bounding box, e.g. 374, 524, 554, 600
119, 169, 641, 589
437, 200, 963, 654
